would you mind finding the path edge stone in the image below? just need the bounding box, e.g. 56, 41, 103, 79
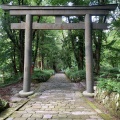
84, 97, 113, 120
0, 83, 42, 120
0, 99, 29, 120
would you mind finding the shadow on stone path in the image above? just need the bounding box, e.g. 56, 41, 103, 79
6, 73, 104, 120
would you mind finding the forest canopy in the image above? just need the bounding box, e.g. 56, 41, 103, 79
0, 0, 120, 81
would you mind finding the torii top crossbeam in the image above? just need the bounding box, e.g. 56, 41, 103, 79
1, 4, 118, 30
1, 4, 117, 15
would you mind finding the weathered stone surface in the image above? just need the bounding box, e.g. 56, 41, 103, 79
10, 96, 23, 103
94, 87, 120, 118
3, 74, 105, 120
43, 114, 52, 118
22, 113, 32, 117
6, 118, 14, 120
27, 118, 36, 120
14, 118, 27, 120
31, 114, 43, 118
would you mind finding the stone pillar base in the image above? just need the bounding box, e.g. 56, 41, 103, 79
83, 90, 94, 97
19, 90, 34, 97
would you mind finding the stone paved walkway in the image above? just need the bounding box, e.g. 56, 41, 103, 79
6, 73, 104, 120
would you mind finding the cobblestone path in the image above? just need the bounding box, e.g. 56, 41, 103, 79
6, 73, 104, 120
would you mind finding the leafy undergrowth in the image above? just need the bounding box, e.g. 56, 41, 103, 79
0, 69, 54, 87
65, 68, 85, 82
32, 69, 54, 83
0, 99, 9, 113
0, 69, 54, 113
97, 78, 120, 93
97, 67, 120, 93
65, 67, 120, 93
0, 81, 23, 113
0, 73, 22, 87
99, 67, 120, 79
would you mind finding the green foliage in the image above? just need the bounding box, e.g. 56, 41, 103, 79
65, 67, 85, 82
32, 69, 54, 82
99, 67, 120, 80
49, 0, 68, 5
112, 17, 120, 37
0, 0, 119, 87
101, 23, 120, 68
50, 0, 89, 5
36, 30, 63, 70
97, 78, 120, 93
97, 67, 120, 93
0, 73, 22, 87
0, 98, 9, 112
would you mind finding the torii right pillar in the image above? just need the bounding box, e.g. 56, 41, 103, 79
83, 14, 94, 97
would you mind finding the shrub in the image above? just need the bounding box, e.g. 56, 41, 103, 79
0, 73, 22, 87
32, 69, 54, 82
99, 67, 120, 80
108, 67, 120, 73
65, 68, 85, 82
97, 78, 120, 93
0, 99, 9, 113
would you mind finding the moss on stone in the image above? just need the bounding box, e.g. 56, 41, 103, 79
95, 88, 120, 119
100, 113, 112, 120
116, 110, 120, 118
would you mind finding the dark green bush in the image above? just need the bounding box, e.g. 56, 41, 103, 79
97, 78, 120, 93
108, 67, 120, 73
0, 99, 9, 113
0, 73, 22, 87
99, 67, 120, 79
65, 68, 85, 82
32, 69, 54, 82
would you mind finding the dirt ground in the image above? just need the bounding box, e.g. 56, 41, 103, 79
0, 81, 38, 107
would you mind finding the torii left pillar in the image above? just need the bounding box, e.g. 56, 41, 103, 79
19, 14, 34, 97
83, 14, 94, 97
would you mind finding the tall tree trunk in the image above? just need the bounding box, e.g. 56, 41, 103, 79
19, 29, 24, 73
68, 31, 78, 68
33, 32, 39, 64
93, 30, 103, 74
68, 30, 84, 70
67, 16, 85, 70
41, 55, 44, 70
78, 34, 84, 70
12, 44, 18, 74
53, 62, 57, 73
79, 50, 84, 70
17, 0, 26, 73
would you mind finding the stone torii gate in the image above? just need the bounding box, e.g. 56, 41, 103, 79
1, 4, 117, 97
